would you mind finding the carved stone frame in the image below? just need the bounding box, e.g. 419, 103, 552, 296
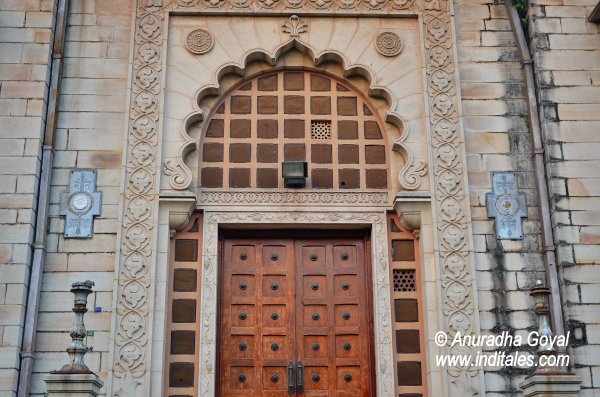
200, 211, 392, 396
110, 1, 483, 396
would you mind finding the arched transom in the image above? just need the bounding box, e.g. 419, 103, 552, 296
199, 70, 390, 190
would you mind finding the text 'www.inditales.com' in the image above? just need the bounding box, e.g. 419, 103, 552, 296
433, 331, 570, 369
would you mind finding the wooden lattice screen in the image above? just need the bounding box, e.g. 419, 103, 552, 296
387, 212, 427, 397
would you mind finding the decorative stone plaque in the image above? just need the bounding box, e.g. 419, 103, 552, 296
60, 169, 102, 238
486, 172, 527, 240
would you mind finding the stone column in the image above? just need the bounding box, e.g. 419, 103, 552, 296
520, 281, 581, 397
45, 281, 104, 397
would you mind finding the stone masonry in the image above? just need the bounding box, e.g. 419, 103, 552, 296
529, 1, 600, 396
0, 0, 54, 395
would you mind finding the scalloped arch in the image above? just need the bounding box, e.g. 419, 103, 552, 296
166, 38, 426, 191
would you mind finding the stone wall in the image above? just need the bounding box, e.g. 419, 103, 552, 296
29, 0, 132, 395
529, 1, 600, 395
0, 0, 54, 395
455, 1, 545, 395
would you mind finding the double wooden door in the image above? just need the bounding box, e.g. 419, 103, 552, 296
219, 235, 374, 397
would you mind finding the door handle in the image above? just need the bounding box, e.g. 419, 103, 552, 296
296, 361, 304, 393
288, 362, 295, 394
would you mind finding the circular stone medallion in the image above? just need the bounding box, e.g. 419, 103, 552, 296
185, 29, 214, 55
495, 193, 519, 217
375, 32, 403, 57
69, 192, 93, 213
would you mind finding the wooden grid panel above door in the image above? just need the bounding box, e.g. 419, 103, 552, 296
200, 70, 390, 190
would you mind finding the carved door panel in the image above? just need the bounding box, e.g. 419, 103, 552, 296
295, 239, 372, 397
220, 236, 373, 397
221, 239, 296, 397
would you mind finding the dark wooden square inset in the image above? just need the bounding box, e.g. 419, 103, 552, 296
394, 299, 418, 322
175, 240, 198, 262
257, 168, 278, 188
215, 103, 225, 114
239, 82, 251, 91
339, 169, 360, 189
231, 96, 251, 114
258, 74, 277, 91
230, 119, 251, 138
337, 83, 350, 92
257, 119, 278, 139
202, 143, 223, 162
171, 330, 195, 355
392, 240, 415, 261
366, 169, 387, 189
396, 330, 420, 354
172, 299, 196, 323
363, 104, 373, 115
312, 169, 333, 189
284, 96, 304, 114
337, 97, 357, 116
311, 144, 332, 163
258, 96, 277, 114
397, 362, 422, 386
230, 143, 251, 163
311, 75, 331, 91
365, 121, 383, 139
169, 362, 195, 387
284, 119, 305, 138
338, 144, 359, 164
311, 97, 331, 115
284, 72, 304, 90
206, 119, 224, 137
284, 143, 305, 161
257, 144, 278, 163
201, 167, 223, 188
338, 121, 358, 139
365, 145, 386, 164
229, 168, 251, 188
174, 269, 197, 292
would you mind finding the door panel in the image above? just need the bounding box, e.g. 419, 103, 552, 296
295, 239, 371, 397
221, 240, 296, 396
220, 236, 372, 397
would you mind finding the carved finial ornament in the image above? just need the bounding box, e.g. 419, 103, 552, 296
283, 15, 308, 38
375, 32, 403, 57
185, 28, 214, 54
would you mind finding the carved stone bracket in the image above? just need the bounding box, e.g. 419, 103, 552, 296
159, 194, 197, 233
394, 192, 431, 239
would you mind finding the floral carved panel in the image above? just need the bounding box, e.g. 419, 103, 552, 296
111, 1, 482, 396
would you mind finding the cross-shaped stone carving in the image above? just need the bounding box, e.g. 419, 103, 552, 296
60, 169, 102, 238
486, 172, 527, 240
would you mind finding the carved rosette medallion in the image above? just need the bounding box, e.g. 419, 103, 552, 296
185, 28, 214, 54
375, 32, 403, 57
112, 1, 482, 396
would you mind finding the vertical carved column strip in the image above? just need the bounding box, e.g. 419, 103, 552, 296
110, 1, 171, 395
422, 0, 483, 395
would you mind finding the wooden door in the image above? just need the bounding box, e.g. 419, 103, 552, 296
219, 236, 373, 397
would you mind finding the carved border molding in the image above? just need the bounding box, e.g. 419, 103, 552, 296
200, 211, 393, 396
111, 0, 482, 395
198, 190, 391, 206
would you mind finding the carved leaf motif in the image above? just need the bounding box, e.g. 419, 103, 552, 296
122, 312, 144, 338
163, 159, 193, 190
282, 15, 308, 37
